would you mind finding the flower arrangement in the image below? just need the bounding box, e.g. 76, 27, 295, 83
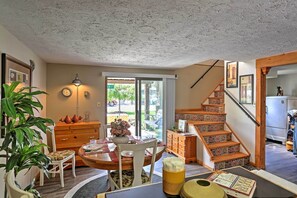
110, 119, 131, 137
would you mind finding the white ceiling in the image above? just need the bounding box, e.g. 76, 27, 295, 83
0, 0, 297, 68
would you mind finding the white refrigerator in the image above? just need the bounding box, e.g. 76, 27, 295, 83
266, 96, 297, 143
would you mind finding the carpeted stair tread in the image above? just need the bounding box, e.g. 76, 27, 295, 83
175, 110, 226, 115
188, 121, 224, 125
200, 130, 232, 137
212, 152, 249, 163
208, 141, 240, 149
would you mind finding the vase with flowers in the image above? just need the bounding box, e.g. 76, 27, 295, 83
110, 119, 131, 144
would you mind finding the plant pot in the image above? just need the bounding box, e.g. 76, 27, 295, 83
112, 136, 129, 145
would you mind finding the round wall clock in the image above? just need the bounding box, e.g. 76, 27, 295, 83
61, 87, 72, 97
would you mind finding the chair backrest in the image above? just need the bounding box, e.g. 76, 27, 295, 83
117, 139, 157, 189
44, 125, 56, 154
5, 170, 34, 198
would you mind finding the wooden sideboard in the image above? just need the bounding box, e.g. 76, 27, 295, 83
166, 130, 197, 163
54, 121, 101, 166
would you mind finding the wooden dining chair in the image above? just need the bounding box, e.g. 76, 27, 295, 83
40, 127, 76, 187
108, 139, 157, 189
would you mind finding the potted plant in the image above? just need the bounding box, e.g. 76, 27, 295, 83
0, 82, 54, 197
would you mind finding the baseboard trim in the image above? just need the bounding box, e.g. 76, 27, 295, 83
197, 160, 213, 171
249, 161, 256, 167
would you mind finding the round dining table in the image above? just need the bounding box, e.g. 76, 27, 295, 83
78, 138, 166, 170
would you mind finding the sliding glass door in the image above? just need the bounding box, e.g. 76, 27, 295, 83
106, 78, 136, 136
106, 77, 164, 140
136, 79, 163, 140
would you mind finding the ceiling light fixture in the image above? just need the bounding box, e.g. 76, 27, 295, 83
72, 73, 82, 86
72, 73, 82, 115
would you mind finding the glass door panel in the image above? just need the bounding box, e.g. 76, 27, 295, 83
106, 78, 136, 137
137, 79, 163, 140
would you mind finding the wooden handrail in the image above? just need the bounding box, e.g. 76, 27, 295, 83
224, 89, 260, 126
225, 123, 251, 156
191, 60, 220, 89
193, 126, 214, 160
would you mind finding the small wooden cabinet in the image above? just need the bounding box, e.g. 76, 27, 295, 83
166, 130, 197, 163
54, 121, 101, 166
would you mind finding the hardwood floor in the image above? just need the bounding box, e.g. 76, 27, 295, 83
36, 166, 105, 198
266, 140, 297, 184
36, 142, 297, 197
36, 152, 209, 198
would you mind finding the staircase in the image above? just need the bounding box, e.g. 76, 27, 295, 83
175, 82, 250, 170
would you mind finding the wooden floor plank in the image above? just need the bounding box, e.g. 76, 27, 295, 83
265, 140, 297, 184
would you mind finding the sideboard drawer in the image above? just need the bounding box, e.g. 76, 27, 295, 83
54, 121, 101, 166
172, 135, 178, 142
172, 142, 178, 153
74, 133, 99, 144
55, 126, 70, 131
70, 124, 99, 130
71, 128, 97, 134
55, 135, 75, 149
55, 130, 71, 135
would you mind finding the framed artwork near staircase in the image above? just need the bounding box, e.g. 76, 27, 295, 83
239, 74, 254, 104
226, 61, 238, 88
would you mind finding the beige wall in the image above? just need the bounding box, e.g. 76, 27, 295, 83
175, 64, 224, 109
224, 60, 256, 163
0, 24, 47, 194
46, 63, 225, 136
46, 64, 174, 136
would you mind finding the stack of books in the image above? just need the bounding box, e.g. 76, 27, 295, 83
208, 171, 256, 198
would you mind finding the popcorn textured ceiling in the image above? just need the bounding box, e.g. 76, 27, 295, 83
0, 0, 296, 68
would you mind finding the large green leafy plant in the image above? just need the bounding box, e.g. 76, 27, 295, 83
0, 81, 54, 197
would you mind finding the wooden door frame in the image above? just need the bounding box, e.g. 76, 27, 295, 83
255, 51, 297, 168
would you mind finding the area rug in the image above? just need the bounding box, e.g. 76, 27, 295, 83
65, 171, 162, 198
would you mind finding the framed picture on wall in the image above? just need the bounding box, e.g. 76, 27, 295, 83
1, 53, 32, 88
226, 62, 238, 88
178, 119, 188, 132
1, 53, 32, 137
239, 74, 254, 104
